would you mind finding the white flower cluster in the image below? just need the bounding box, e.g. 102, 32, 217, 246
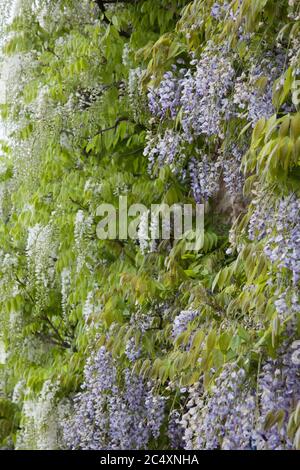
74, 210, 94, 272
61, 268, 71, 318
16, 380, 61, 450
137, 210, 150, 254
82, 287, 102, 324
128, 67, 147, 121
26, 223, 57, 305
137, 207, 171, 254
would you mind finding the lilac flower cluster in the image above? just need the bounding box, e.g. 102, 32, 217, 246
265, 196, 300, 284
129, 308, 154, 333
144, 47, 252, 202
180, 50, 235, 141
148, 66, 186, 120
181, 365, 256, 449
124, 336, 141, 362
274, 288, 300, 322
61, 346, 114, 449
218, 145, 245, 195
210, 2, 229, 20
189, 154, 221, 202
180, 338, 300, 450
249, 195, 300, 284
108, 370, 165, 449
146, 46, 235, 144
167, 410, 185, 449
233, 55, 285, 125
188, 144, 244, 202
172, 309, 199, 339
248, 196, 272, 241
61, 346, 165, 450
255, 343, 300, 450
143, 130, 185, 175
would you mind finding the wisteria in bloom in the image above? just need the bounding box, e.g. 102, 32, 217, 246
180, 342, 300, 450
137, 206, 172, 255
107, 370, 165, 449
61, 268, 71, 318
16, 380, 60, 450
124, 336, 141, 362
122, 43, 131, 67
26, 223, 57, 307
233, 55, 285, 125
210, 2, 229, 20
172, 309, 199, 340
218, 145, 245, 196
249, 195, 300, 284
255, 342, 300, 450
137, 210, 150, 254
74, 209, 94, 272
148, 66, 186, 120
265, 196, 300, 284
61, 345, 114, 450
1, 0, 300, 453
146, 48, 235, 142
248, 195, 273, 242
129, 307, 154, 333
274, 287, 300, 322
167, 410, 185, 449
143, 129, 185, 176
74, 210, 93, 246
128, 67, 147, 121
61, 346, 165, 450
180, 48, 235, 141
181, 365, 256, 450
12, 379, 25, 404
189, 154, 221, 202
82, 287, 102, 324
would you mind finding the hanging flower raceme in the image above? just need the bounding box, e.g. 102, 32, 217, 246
249, 194, 300, 284
148, 64, 186, 120
181, 365, 256, 450
233, 54, 286, 125
189, 153, 221, 202
143, 129, 186, 176
180, 48, 235, 141
61, 346, 165, 450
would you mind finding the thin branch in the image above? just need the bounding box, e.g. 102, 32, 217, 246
95, 0, 110, 24
35, 332, 71, 349
93, 116, 132, 138
120, 146, 144, 157
94, 1, 132, 37
41, 314, 71, 349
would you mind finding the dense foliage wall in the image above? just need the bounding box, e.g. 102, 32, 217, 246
0, 0, 299, 450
